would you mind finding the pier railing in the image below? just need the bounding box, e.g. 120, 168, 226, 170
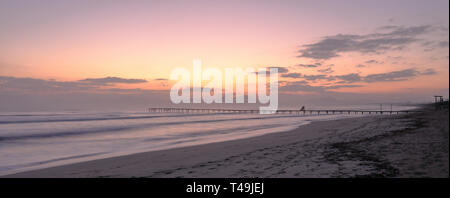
147, 108, 421, 115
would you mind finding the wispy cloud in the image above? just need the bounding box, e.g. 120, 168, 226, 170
302, 74, 330, 81
0, 76, 150, 93
297, 63, 321, 68
281, 68, 437, 85
363, 69, 418, 83
422, 40, 450, 51
365, 59, 382, 64
271, 67, 289, 73
0, 76, 93, 92
79, 77, 147, 85
281, 72, 302, 78
279, 68, 436, 93
297, 25, 432, 60
335, 68, 436, 83
280, 80, 363, 93
419, 68, 437, 76
335, 73, 362, 83
438, 41, 449, 48
251, 67, 289, 76
317, 67, 334, 74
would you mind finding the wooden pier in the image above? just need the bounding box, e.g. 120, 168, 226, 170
147, 107, 420, 115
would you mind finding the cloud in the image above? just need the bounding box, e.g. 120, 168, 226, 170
333, 69, 428, 83
280, 80, 363, 93
302, 74, 330, 81
280, 68, 436, 93
387, 56, 403, 60
152, 78, 170, 87
0, 77, 168, 111
252, 67, 289, 76
326, 84, 364, 89
293, 67, 437, 84
270, 67, 289, 73
422, 40, 449, 51
365, 59, 382, 64
378, 25, 398, 30
79, 77, 147, 85
0, 76, 94, 92
297, 62, 321, 68
363, 69, 418, 82
0, 76, 152, 93
317, 67, 334, 74
420, 68, 437, 75
438, 41, 449, 48
297, 25, 432, 60
355, 64, 366, 68
335, 73, 362, 83
421, 41, 434, 47
280, 83, 326, 93
281, 72, 302, 78
361, 68, 437, 82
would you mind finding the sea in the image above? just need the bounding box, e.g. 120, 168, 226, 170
0, 104, 417, 175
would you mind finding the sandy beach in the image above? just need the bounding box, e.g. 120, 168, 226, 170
5, 105, 448, 178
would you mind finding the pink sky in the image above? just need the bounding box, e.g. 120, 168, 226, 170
0, 0, 448, 110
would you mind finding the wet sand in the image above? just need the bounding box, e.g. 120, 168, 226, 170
5, 105, 448, 178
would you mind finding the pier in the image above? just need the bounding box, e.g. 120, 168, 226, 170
147, 107, 420, 115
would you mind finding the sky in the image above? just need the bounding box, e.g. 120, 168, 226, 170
0, 0, 448, 111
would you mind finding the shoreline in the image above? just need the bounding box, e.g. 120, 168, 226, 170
4, 105, 448, 178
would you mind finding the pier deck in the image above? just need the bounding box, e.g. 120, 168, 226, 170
147, 108, 421, 115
